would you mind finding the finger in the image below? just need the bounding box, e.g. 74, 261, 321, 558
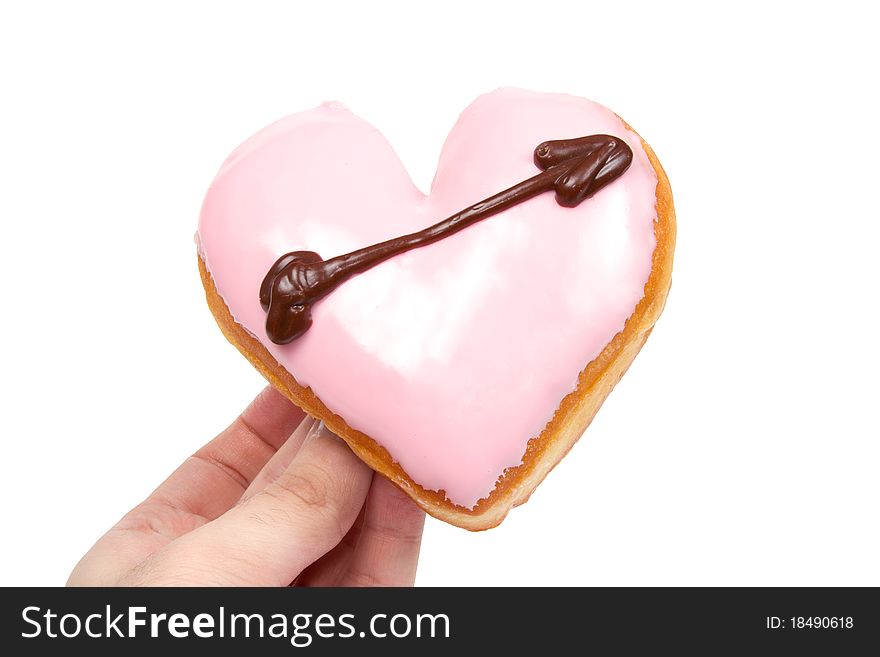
337, 475, 425, 586
122, 422, 373, 586
240, 416, 318, 501
144, 386, 306, 520
295, 492, 370, 586
68, 386, 304, 586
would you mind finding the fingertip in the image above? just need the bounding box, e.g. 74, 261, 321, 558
336, 474, 425, 587
240, 386, 307, 450
301, 422, 369, 470
369, 475, 426, 534
290, 421, 373, 502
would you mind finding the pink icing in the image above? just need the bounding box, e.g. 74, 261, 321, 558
197, 88, 658, 509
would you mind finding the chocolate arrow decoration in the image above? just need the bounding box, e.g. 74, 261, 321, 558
260, 134, 633, 344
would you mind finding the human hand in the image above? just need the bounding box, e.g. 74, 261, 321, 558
68, 387, 425, 586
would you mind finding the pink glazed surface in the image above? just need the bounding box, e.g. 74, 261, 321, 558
198, 88, 658, 508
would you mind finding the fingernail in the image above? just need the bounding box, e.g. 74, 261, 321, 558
304, 419, 331, 444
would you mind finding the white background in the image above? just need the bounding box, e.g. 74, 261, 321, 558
1, 1, 878, 586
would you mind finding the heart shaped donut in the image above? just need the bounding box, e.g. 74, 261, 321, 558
197, 88, 675, 530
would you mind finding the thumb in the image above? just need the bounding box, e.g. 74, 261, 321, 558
123, 421, 373, 586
